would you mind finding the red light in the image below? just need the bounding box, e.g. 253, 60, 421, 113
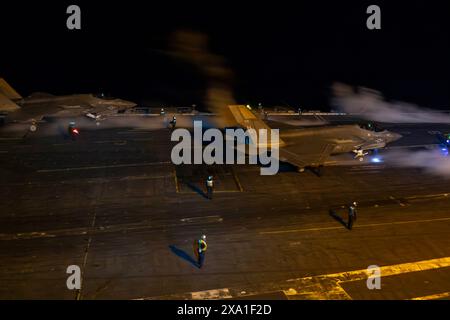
72, 128, 79, 134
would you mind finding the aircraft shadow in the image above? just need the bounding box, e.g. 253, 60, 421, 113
329, 209, 349, 229
276, 161, 298, 173
57, 124, 71, 140
169, 245, 199, 268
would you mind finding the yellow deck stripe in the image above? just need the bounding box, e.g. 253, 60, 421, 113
411, 292, 450, 300
284, 257, 450, 300
261, 217, 450, 235
290, 256, 450, 282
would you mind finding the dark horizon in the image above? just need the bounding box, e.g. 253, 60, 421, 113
1, 1, 449, 110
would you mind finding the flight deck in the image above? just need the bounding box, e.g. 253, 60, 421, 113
1, 112, 450, 300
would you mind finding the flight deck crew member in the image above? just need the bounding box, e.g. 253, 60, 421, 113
194, 235, 208, 268
348, 202, 357, 230
68, 121, 78, 140
170, 116, 177, 128
206, 176, 214, 199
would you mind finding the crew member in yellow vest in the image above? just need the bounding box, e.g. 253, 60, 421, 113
193, 235, 208, 268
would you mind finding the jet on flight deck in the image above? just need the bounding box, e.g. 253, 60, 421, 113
228, 105, 402, 175
0, 78, 137, 132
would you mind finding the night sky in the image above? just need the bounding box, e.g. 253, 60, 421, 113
1, 1, 449, 110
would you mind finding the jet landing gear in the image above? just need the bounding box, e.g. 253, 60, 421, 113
353, 148, 368, 162
297, 166, 324, 177
310, 165, 324, 177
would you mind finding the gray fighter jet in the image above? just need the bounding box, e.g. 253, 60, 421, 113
0, 78, 136, 132
228, 105, 402, 174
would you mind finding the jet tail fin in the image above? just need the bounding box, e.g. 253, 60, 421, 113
228, 105, 271, 131
0, 78, 22, 100
227, 105, 286, 147
0, 78, 21, 112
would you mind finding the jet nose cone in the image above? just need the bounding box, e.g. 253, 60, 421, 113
389, 132, 403, 142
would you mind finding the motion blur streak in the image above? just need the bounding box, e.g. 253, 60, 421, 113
170, 30, 237, 128
267, 117, 328, 127
384, 148, 450, 177
332, 82, 450, 124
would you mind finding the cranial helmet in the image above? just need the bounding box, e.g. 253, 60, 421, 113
201, 235, 206, 240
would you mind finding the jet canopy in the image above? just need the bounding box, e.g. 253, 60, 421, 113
358, 122, 384, 132
94, 93, 116, 100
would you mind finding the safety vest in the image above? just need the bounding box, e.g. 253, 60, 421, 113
207, 180, 213, 187
198, 240, 207, 253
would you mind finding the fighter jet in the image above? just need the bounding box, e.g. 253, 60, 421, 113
228, 105, 402, 175
0, 78, 137, 132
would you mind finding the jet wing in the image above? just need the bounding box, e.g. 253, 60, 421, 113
278, 140, 336, 168
227, 105, 336, 169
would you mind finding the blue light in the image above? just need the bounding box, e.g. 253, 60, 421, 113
371, 157, 382, 163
